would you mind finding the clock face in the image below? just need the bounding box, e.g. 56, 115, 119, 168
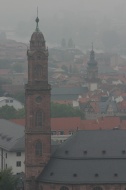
36, 96, 42, 103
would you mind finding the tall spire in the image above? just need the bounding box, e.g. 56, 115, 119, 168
35, 7, 40, 32
90, 42, 95, 61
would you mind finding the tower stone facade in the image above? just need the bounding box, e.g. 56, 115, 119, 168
24, 16, 126, 190
86, 47, 98, 91
87, 49, 98, 80
25, 16, 51, 190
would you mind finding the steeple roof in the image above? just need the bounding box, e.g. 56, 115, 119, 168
30, 13, 45, 50
87, 44, 97, 66
37, 130, 126, 184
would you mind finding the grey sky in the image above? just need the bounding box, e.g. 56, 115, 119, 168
0, 0, 125, 26
0, 0, 126, 52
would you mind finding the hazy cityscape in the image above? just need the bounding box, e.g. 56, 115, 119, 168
1, 0, 126, 190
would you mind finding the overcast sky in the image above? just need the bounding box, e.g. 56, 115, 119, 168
0, 0, 126, 52
0, 0, 126, 26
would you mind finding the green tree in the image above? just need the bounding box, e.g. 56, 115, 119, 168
0, 105, 25, 119
0, 103, 84, 120
51, 102, 84, 118
0, 105, 17, 119
13, 92, 25, 104
0, 168, 18, 190
16, 108, 25, 119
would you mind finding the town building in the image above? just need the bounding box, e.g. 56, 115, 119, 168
0, 96, 23, 110
0, 119, 24, 174
24, 16, 126, 190
1, 114, 126, 176
85, 45, 99, 91
25, 15, 51, 190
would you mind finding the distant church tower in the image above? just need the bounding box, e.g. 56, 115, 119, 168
86, 45, 98, 91
25, 14, 51, 190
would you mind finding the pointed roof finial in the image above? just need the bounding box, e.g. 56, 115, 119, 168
35, 7, 40, 32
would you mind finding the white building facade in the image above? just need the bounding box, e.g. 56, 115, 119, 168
0, 97, 24, 110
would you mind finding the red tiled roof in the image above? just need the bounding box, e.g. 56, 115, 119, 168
121, 120, 126, 129
117, 101, 126, 110
10, 119, 25, 126
51, 117, 81, 134
52, 100, 72, 105
80, 117, 120, 130
78, 97, 89, 103
121, 93, 126, 97
10, 116, 126, 135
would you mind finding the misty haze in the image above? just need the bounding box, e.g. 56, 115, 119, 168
0, 0, 126, 53
1, 1, 126, 190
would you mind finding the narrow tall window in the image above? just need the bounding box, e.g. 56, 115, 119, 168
35, 111, 42, 127
35, 141, 42, 156
34, 65, 43, 79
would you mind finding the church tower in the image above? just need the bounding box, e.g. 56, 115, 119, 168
86, 45, 98, 91
25, 14, 51, 190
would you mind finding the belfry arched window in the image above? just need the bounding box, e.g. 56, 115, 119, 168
60, 187, 69, 190
35, 141, 42, 156
34, 65, 43, 79
35, 111, 42, 127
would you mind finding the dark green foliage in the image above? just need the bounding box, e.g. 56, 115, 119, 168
0, 103, 84, 119
0, 168, 18, 190
0, 105, 17, 119
16, 108, 25, 119
13, 92, 25, 104
0, 105, 25, 119
51, 102, 84, 118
